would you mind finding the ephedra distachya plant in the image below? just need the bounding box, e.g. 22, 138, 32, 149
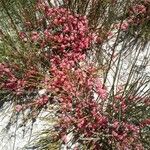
0, 0, 150, 149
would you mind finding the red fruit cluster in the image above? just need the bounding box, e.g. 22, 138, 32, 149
114, 1, 149, 32
0, 63, 25, 95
